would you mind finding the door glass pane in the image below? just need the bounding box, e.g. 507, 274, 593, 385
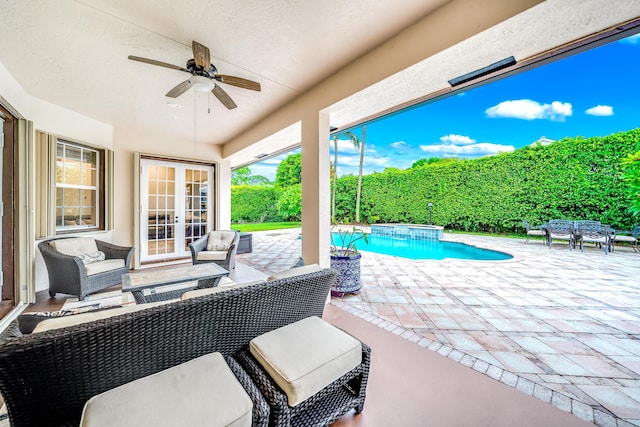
184, 168, 208, 249
146, 164, 177, 257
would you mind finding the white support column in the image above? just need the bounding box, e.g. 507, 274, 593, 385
217, 158, 232, 230
301, 111, 330, 267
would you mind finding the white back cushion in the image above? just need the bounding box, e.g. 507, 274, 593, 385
267, 264, 323, 281
51, 238, 99, 257
207, 231, 236, 251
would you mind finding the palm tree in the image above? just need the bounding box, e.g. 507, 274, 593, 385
331, 131, 359, 221
355, 125, 366, 224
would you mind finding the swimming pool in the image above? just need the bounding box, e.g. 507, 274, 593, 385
331, 232, 512, 261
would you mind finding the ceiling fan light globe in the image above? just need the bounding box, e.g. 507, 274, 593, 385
189, 75, 215, 92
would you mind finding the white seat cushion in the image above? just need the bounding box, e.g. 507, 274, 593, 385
84, 259, 125, 275
80, 352, 253, 427
582, 236, 607, 243
250, 316, 362, 407
196, 250, 228, 261
614, 235, 637, 243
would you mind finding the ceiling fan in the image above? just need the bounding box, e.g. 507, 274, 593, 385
128, 41, 261, 110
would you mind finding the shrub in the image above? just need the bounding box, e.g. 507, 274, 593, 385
276, 184, 302, 221
231, 185, 278, 223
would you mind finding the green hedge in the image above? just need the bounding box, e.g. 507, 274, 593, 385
335, 129, 640, 231
231, 129, 640, 230
230, 185, 278, 223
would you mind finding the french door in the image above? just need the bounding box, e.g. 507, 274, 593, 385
140, 159, 214, 263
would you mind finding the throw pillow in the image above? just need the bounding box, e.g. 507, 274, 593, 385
0, 320, 22, 342
81, 251, 106, 265
206, 243, 230, 251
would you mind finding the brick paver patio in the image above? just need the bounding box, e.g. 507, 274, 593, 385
237, 228, 640, 427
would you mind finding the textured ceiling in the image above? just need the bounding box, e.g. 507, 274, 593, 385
2, 0, 639, 167
0, 0, 448, 144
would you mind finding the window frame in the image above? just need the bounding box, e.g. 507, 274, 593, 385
35, 132, 112, 238
55, 139, 104, 233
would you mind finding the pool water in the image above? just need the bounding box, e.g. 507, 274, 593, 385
331, 233, 512, 261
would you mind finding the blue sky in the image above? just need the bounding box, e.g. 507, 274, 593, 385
251, 33, 640, 180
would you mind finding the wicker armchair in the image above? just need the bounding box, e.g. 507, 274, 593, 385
189, 230, 240, 270
38, 237, 134, 300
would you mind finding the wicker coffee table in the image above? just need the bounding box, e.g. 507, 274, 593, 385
122, 263, 229, 304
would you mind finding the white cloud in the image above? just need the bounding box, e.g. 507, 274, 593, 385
420, 136, 514, 158
585, 105, 614, 116
390, 141, 408, 149
620, 34, 640, 45
248, 163, 277, 181
440, 134, 476, 145
485, 99, 573, 121
334, 138, 360, 153
339, 156, 388, 168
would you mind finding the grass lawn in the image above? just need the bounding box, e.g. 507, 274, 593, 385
232, 222, 301, 232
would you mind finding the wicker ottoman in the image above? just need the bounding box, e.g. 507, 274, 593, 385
80, 352, 269, 427
235, 316, 371, 427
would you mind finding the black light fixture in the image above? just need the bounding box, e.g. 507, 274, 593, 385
254, 153, 268, 159
448, 56, 516, 87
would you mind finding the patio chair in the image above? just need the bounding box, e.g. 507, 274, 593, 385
546, 219, 575, 250
610, 225, 639, 253
522, 219, 546, 244
189, 230, 240, 270
39, 237, 134, 300
577, 222, 611, 254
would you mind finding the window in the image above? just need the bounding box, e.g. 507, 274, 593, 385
55, 140, 101, 231
35, 132, 112, 238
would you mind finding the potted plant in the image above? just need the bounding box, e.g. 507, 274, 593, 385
330, 223, 368, 296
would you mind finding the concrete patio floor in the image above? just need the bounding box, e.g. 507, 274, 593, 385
236, 228, 640, 427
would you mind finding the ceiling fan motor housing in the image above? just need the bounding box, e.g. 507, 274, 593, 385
186, 58, 218, 78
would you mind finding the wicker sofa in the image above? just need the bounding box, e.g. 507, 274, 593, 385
0, 267, 367, 427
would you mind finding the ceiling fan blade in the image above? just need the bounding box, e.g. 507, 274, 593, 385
217, 75, 261, 91
212, 85, 237, 109
165, 79, 194, 98
192, 41, 211, 69
128, 55, 189, 73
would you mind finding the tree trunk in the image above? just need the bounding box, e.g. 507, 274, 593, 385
355, 126, 366, 223
332, 136, 338, 221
